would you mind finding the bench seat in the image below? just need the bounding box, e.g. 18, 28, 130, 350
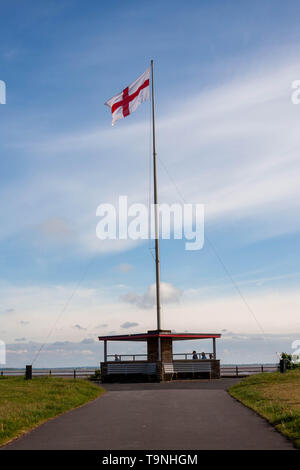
107, 362, 157, 375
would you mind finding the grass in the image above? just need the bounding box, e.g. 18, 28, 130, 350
0, 376, 104, 446
229, 369, 300, 448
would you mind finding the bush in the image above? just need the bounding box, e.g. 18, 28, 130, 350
280, 352, 299, 370
89, 369, 101, 381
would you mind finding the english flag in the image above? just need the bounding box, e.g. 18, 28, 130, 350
105, 67, 150, 126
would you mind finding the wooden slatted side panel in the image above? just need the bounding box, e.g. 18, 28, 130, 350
164, 364, 175, 373
164, 362, 211, 373
107, 363, 157, 375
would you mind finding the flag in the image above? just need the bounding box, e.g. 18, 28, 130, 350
105, 67, 150, 126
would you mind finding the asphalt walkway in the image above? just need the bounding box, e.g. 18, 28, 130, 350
2, 379, 294, 450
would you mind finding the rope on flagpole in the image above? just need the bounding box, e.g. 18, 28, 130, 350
30, 255, 97, 366
157, 154, 266, 339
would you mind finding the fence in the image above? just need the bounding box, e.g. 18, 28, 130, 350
0, 369, 96, 379
220, 364, 278, 377
0, 364, 278, 379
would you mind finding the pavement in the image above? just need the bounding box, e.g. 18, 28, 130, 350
2, 379, 295, 450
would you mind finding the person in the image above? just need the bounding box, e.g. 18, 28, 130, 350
201, 351, 207, 360
209, 353, 213, 360
114, 354, 120, 361
192, 350, 198, 360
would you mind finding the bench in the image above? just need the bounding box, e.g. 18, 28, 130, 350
107, 362, 157, 375
164, 361, 211, 378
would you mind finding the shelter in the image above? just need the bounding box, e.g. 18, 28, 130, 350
99, 329, 221, 382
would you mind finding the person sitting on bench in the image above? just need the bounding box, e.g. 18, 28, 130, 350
192, 350, 198, 360
201, 352, 207, 360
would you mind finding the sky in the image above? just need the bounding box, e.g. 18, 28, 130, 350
1, 0, 300, 367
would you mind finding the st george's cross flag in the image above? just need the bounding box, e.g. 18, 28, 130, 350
105, 67, 150, 125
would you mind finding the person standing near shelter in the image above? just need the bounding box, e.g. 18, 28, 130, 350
201, 352, 207, 360
192, 350, 198, 360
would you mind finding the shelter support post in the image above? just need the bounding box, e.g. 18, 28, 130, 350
104, 340, 107, 362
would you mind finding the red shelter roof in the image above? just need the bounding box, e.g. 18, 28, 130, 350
98, 331, 221, 342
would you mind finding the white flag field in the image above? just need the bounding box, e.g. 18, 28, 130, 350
105, 67, 150, 125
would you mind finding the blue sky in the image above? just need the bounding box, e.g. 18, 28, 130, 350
1, 0, 300, 366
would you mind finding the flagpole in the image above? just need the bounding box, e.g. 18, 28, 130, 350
151, 60, 162, 347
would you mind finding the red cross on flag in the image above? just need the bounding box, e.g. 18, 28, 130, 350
105, 67, 150, 126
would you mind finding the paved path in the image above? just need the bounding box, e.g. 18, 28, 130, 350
2, 379, 294, 450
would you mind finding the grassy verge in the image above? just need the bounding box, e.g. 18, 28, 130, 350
229, 369, 300, 448
0, 376, 104, 446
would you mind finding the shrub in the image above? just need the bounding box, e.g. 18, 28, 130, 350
89, 369, 101, 381
280, 352, 299, 370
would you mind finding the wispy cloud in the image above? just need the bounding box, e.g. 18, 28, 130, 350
4, 308, 15, 314
2, 49, 300, 258
120, 321, 139, 329
36, 217, 75, 241
120, 282, 182, 309
73, 324, 86, 331
1, 274, 299, 349
117, 263, 134, 273
4, 331, 300, 367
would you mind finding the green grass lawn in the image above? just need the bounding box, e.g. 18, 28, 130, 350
0, 376, 104, 446
229, 369, 300, 448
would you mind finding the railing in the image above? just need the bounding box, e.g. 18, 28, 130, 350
107, 354, 147, 361
107, 353, 214, 361
173, 352, 213, 360
0, 364, 279, 379
220, 364, 278, 377
0, 369, 97, 379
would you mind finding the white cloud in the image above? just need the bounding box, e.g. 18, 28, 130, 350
0, 279, 299, 347
73, 324, 86, 331
117, 263, 134, 273
1, 46, 300, 365
36, 217, 74, 241
4, 332, 300, 367
120, 282, 182, 309
2, 48, 300, 255
120, 321, 139, 329
81, 350, 93, 355
163, 288, 300, 336
80, 338, 95, 344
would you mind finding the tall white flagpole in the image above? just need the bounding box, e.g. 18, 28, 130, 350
151, 60, 162, 360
